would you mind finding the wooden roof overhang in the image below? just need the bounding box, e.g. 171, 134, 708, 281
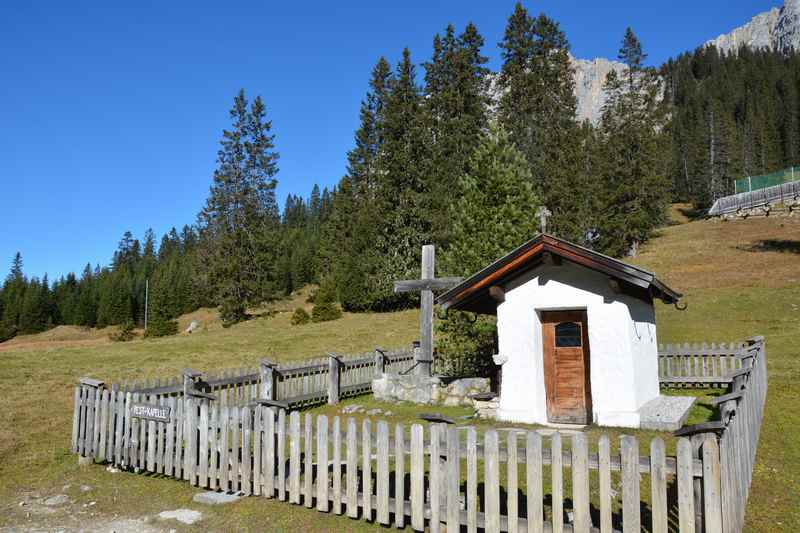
436, 233, 682, 315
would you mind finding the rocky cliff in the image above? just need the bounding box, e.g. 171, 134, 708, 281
571, 55, 626, 124
705, 0, 800, 54
571, 1, 800, 124
502, 1, 799, 125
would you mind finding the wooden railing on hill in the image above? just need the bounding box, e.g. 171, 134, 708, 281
657, 342, 745, 387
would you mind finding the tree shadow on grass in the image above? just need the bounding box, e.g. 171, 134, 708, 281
673, 205, 707, 223
735, 239, 800, 254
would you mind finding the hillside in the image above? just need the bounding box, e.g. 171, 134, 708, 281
633, 215, 800, 532
0, 213, 798, 530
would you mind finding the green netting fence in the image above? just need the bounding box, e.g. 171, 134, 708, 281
735, 166, 799, 193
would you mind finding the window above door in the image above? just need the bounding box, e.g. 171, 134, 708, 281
555, 322, 582, 347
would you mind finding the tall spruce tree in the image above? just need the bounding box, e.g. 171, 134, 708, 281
368, 48, 429, 309
422, 23, 490, 245
497, 5, 589, 242
0, 252, 25, 339
347, 57, 392, 193
18, 276, 49, 334
596, 28, 670, 257
321, 58, 393, 310
198, 89, 281, 325
75, 264, 97, 327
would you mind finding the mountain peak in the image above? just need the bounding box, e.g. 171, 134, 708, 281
571, 1, 800, 125
705, 0, 800, 54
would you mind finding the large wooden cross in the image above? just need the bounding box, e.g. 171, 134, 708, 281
394, 245, 462, 376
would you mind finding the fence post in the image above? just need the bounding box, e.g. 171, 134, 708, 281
702, 435, 723, 533
71, 386, 82, 454
260, 360, 276, 401
182, 368, 202, 398
374, 348, 385, 377
691, 434, 705, 533
328, 354, 340, 405
78, 377, 104, 461
677, 438, 696, 533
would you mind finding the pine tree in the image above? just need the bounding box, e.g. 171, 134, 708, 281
596, 28, 670, 256
96, 269, 133, 326
321, 58, 394, 310
197, 89, 281, 326
144, 258, 180, 337
497, 5, 587, 242
76, 263, 97, 327
369, 48, 429, 309
311, 276, 342, 322
440, 125, 541, 376
619, 27, 646, 89
0, 252, 26, 340
320, 177, 385, 310
347, 57, 392, 192
19, 276, 49, 334
446, 124, 542, 274
422, 22, 490, 245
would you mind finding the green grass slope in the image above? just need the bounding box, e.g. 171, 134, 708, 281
634, 216, 800, 531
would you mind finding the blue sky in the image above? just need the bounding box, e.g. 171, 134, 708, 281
0, 1, 779, 279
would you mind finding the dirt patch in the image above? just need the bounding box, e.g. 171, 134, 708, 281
2, 490, 166, 532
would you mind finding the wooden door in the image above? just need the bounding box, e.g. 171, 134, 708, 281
541, 310, 592, 424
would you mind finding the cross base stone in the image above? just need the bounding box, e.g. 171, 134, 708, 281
372, 373, 490, 406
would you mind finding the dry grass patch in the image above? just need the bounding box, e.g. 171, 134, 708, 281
633, 216, 800, 292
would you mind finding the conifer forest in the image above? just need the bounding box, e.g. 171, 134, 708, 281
3, 3, 800, 342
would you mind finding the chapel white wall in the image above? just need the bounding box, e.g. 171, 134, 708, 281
494, 262, 659, 428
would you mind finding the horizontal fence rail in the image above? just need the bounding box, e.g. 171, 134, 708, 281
112, 347, 415, 409
657, 342, 745, 387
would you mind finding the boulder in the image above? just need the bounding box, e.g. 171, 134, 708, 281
43, 494, 69, 506
157, 509, 203, 525
192, 491, 243, 505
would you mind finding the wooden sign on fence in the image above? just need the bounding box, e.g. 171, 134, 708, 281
131, 403, 171, 422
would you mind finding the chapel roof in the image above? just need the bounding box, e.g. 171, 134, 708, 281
436, 233, 681, 315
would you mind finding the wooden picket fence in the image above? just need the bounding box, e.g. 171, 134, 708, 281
656, 342, 745, 387
112, 347, 415, 409
674, 336, 767, 533
71, 338, 767, 532
72, 391, 723, 533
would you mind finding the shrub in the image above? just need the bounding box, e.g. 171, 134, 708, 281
311, 301, 342, 323
436, 311, 497, 377
144, 317, 178, 338
311, 277, 342, 322
109, 321, 136, 342
220, 300, 247, 328
305, 287, 317, 304
291, 307, 311, 325
0, 322, 17, 343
